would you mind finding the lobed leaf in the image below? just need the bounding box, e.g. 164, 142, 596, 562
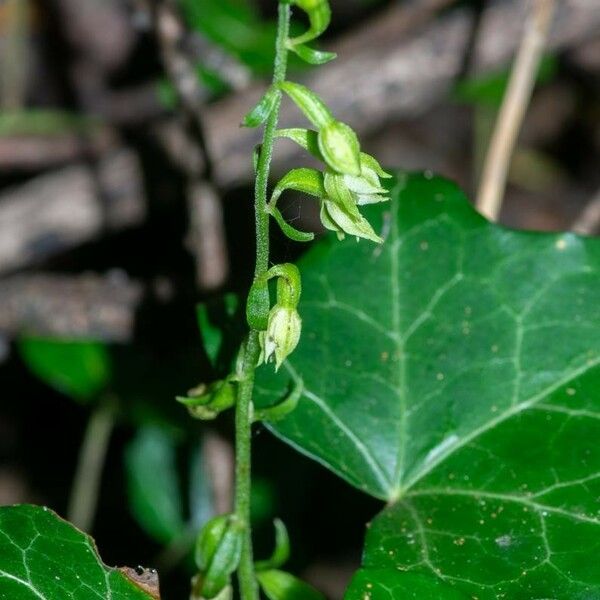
255, 173, 600, 597
0, 505, 156, 599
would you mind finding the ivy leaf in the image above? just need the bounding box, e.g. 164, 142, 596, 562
18, 338, 111, 402
255, 173, 600, 597
0, 505, 156, 599
346, 570, 469, 599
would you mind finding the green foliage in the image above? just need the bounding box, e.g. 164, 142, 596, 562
178, 0, 277, 74
0, 505, 155, 599
18, 338, 111, 402
0, 110, 101, 136
346, 570, 469, 599
125, 426, 213, 545
255, 173, 600, 597
125, 426, 186, 544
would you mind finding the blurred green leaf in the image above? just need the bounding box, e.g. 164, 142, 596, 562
0, 505, 155, 599
197, 294, 239, 368
178, 0, 277, 74
18, 338, 111, 402
250, 477, 276, 525
0, 110, 101, 137
454, 55, 558, 107
189, 441, 214, 529
125, 426, 185, 544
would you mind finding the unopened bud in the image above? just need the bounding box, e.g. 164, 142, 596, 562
194, 514, 244, 599
318, 121, 361, 176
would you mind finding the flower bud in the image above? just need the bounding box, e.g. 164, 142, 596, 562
194, 514, 244, 599
318, 121, 361, 176
262, 306, 302, 371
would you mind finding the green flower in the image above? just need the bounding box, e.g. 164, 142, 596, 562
261, 306, 302, 371
320, 199, 382, 243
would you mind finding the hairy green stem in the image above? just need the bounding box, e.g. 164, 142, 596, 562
235, 4, 291, 599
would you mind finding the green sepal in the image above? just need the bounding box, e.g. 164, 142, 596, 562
195, 514, 244, 599
242, 87, 279, 128
318, 120, 361, 176
360, 152, 392, 179
246, 279, 270, 331
320, 200, 382, 243
267, 204, 315, 243
257, 569, 326, 600
255, 519, 291, 572
177, 379, 236, 420
290, 0, 331, 46
324, 170, 357, 211
270, 168, 326, 206
325, 169, 389, 208
275, 128, 322, 160
279, 81, 333, 129
253, 377, 303, 422
289, 43, 336, 65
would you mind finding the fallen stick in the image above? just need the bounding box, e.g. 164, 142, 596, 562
0, 272, 143, 341
0, 149, 146, 273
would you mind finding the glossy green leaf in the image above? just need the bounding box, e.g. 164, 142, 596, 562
125, 426, 185, 543
346, 570, 469, 599
0, 505, 156, 599
18, 338, 111, 401
255, 173, 600, 597
257, 569, 325, 600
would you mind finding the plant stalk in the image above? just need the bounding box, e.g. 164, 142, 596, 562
235, 4, 291, 600
67, 398, 116, 532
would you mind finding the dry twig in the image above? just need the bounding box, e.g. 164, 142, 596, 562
476, 0, 557, 221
